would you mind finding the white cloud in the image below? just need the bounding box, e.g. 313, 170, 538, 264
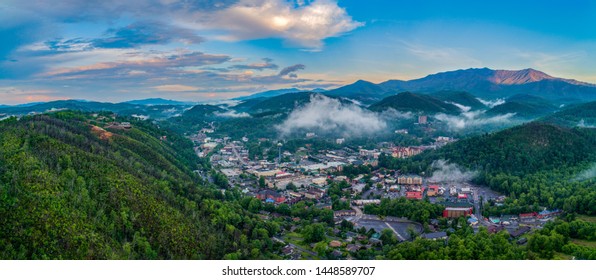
429, 160, 478, 183
379, 108, 414, 120
447, 101, 471, 112
434, 110, 516, 131
574, 163, 596, 181
476, 97, 505, 108
277, 94, 386, 137
578, 119, 596, 128
214, 110, 251, 118
203, 0, 363, 50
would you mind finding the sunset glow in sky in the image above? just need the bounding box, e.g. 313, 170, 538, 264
1, 0, 596, 104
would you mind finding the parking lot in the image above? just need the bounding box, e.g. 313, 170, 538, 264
355, 218, 423, 241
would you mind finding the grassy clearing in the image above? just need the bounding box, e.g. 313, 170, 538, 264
571, 239, 596, 249
576, 215, 596, 223
553, 252, 574, 260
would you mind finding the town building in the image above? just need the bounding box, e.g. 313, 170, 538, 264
443, 207, 473, 218
427, 185, 439, 197
391, 146, 424, 158
418, 115, 428, 124
406, 191, 423, 200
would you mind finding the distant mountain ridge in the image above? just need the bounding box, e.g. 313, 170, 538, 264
124, 98, 194, 106
233, 87, 326, 101
327, 68, 596, 103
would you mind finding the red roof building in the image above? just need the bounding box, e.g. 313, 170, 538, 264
427, 185, 439, 197
519, 212, 538, 218
406, 191, 423, 200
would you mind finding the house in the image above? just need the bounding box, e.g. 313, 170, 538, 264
418, 115, 427, 124
421, 232, 448, 240
397, 176, 423, 185
334, 210, 357, 217
406, 191, 423, 200
316, 203, 333, 210
369, 238, 382, 245
346, 244, 362, 253
256, 190, 286, 203
105, 122, 132, 130
391, 146, 423, 158
304, 191, 318, 200
427, 185, 439, 197
353, 199, 381, 206
329, 240, 342, 248
281, 245, 294, 255
517, 237, 528, 245
488, 225, 505, 234
443, 207, 473, 218
508, 226, 531, 238
309, 188, 326, 199
537, 209, 561, 219
331, 250, 343, 258
519, 212, 538, 223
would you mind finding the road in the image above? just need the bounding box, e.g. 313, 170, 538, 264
472, 189, 491, 226
351, 206, 364, 223
384, 222, 407, 241
231, 143, 247, 165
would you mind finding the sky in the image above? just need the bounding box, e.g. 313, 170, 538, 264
1, 0, 596, 104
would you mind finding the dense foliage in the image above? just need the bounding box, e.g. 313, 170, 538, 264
369, 92, 460, 114
364, 198, 444, 224
0, 112, 280, 259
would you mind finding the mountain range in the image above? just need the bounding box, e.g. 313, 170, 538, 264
330, 68, 596, 103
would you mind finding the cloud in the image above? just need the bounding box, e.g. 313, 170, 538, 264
214, 110, 250, 118
44, 51, 231, 78
573, 163, 596, 181
577, 119, 596, 128
379, 108, 414, 120
153, 84, 199, 92
429, 160, 478, 183
91, 21, 205, 48
447, 102, 471, 112
434, 110, 516, 131
205, 0, 363, 50
0, 86, 65, 105
229, 58, 279, 71
276, 94, 386, 137
40, 22, 205, 52
279, 64, 305, 76
476, 97, 505, 108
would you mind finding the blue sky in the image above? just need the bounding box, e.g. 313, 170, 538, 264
1, 0, 595, 104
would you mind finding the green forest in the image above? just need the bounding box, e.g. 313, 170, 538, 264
0, 112, 281, 259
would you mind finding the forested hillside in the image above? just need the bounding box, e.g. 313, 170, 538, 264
0, 112, 280, 259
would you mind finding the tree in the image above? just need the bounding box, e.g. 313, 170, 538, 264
302, 223, 326, 243
259, 176, 266, 188
248, 198, 262, 213
406, 225, 419, 241
380, 229, 397, 246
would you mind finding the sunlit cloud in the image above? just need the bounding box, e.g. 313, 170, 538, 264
203, 0, 363, 50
